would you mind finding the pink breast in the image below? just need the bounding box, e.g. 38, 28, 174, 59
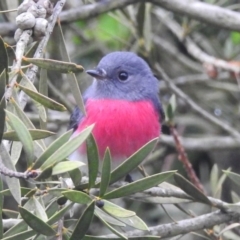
76, 99, 161, 160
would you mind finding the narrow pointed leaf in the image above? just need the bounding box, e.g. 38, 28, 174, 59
95, 213, 127, 239
33, 197, 48, 222
23, 57, 84, 73
2, 230, 35, 240
19, 206, 56, 236
0, 144, 21, 204
70, 201, 95, 240
87, 134, 99, 189
174, 173, 211, 205
0, 177, 3, 238
11, 142, 23, 165
34, 165, 52, 180
40, 125, 93, 170
62, 190, 92, 204
18, 84, 66, 111
94, 207, 126, 227
32, 129, 73, 169
0, 98, 5, 144
0, 37, 8, 84
39, 68, 48, 128
116, 214, 148, 231
110, 138, 158, 184
0, 69, 6, 100
104, 171, 176, 199
10, 97, 46, 150
69, 168, 82, 186
223, 170, 240, 186
20, 72, 47, 122
99, 149, 111, 197
55, 22, 85, 114
0, 69, 6, 144
2, 220, 27, 238
5, 110, 34, 166
47, 202, 74, 225
52, 161, 85, 175
3, 129, 55, 141
102, 200, 135, 218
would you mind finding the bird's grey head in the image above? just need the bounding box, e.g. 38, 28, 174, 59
85, 51, 162, 112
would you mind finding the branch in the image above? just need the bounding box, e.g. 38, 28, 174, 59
3, 0, 240, 38
155, 64, 240, 140
160, 72, 230, 91
154, 8, 240, 74
160, 134, 240, 151
152, 0, 240, 31
102, 210, 238, 238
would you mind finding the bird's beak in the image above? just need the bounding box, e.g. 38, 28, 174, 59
86, 68, 107, 80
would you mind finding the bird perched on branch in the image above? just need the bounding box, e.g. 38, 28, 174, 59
69, 51, 164, 173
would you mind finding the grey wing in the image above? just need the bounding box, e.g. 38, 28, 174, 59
68, 106, 84, 131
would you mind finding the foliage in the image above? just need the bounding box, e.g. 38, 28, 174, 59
0, 0, 240, 240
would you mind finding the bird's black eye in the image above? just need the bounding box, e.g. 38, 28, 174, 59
118, 71, 128, 81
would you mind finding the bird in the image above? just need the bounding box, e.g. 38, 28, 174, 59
69, 51, 164, 174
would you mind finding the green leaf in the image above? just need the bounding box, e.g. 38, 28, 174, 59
19, 206, 56, 236
223, 170, 240, 186
70, 201, 95, 240
0, 36, 8, 84
0, 69, 6, 100
32, 129, 73, 169
94, 207, 126, 227
104, 171, 176, 199
116, 214, 149, 231
39, 68, 48, 127
33, 197, 48, 222
52, 161, 85, 175
47, 202, 74, 225
5, 110, 34, 167
23, 57, 84, 73
166, 94, 177, 122
40, 125, 93, 170
34, 165, 52, 181
99, 148, 111, 197
69, 168, 82, 186
10, 97, 46, 150
2, 230, 35, 240
174, 173, 211, 205
0, 144, 21, 204
0, 177, 3, 238
87, 134, 99, 189
18, 84, 67, 111
0, 97, 5, 144
95, 212, 127, 239
62, 190, 92, 204
110, 138, 158, 184
3, 129, 55, 141
102, 200, 135, 218
20, 72, 47, 123
2, 220, 27, 238
231, 31, 240, 45
55, 22, 85, 114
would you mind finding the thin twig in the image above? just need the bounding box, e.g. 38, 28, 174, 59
169, 125, 205, 193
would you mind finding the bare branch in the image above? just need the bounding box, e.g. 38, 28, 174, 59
160, 134, 240, 151
102, 210, 239, 238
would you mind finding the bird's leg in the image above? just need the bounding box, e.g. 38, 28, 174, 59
125, 173, 133, 183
